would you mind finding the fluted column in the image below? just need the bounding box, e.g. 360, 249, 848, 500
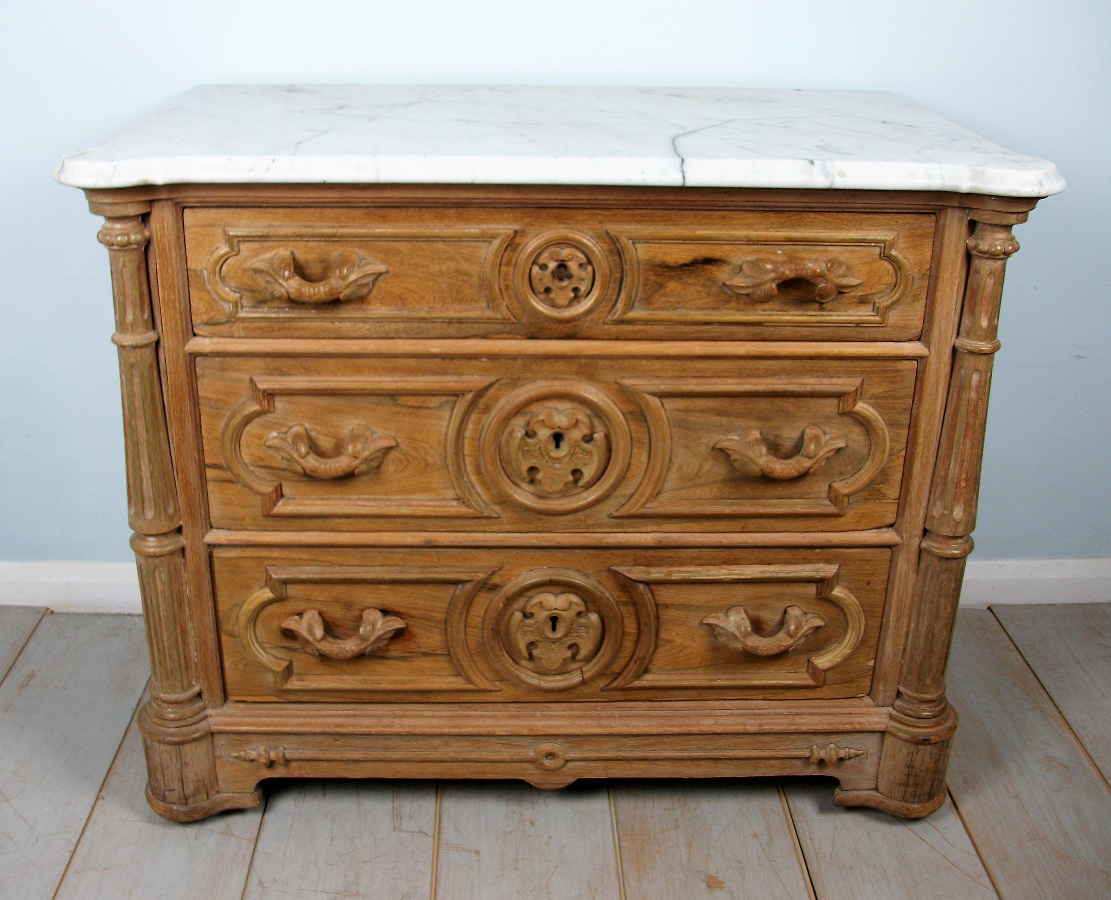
99, 215, 219, 819
838, 213, 1024, 817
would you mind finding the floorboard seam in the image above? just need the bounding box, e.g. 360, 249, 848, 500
988, 605, 1111, 796
607, 787, 628, 900
49, 676, 149, 900
778, 783, 818, 900
0, 607, 46, 685
945, 788, 1004, 899
237, 791, 269, 900
428, 783, 443, 900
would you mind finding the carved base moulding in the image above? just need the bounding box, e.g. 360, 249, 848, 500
213, 729, 882, 793
57, 85, 1060, 821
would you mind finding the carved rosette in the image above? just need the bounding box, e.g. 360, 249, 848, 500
480, 380, 632, 514
483, 568, 623, 690
514, 230, 611, 321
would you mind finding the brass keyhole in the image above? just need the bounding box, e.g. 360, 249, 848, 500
549, 615, 560, 634
552, 431, 564, 449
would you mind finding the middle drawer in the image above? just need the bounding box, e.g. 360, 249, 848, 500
197, 353, 916, 534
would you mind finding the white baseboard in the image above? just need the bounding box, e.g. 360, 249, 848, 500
959, 558, 1111, 608
0, 561, 142, 613
0, 557, 1108, 614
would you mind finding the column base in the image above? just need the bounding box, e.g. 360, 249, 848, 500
145, 785, 262, 823
836, 703, 958, 818
138, 694, 242, 821
833, 786, 948, 819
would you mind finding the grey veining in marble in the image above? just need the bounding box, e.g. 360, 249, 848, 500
55, 85, 1063, 196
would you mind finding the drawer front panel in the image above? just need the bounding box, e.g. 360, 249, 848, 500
214, 546, 890, 702
185, 207, 517, 336
197, 355, 917, 533
184, 206, 933, 340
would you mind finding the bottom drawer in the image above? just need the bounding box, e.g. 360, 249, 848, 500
214, 546, 889, 702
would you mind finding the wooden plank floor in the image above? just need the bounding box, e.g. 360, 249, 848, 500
2, 603, 1109, 899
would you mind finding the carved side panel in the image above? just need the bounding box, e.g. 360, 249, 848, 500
926, 221, 1020, 538
848, 216, 1027, 819
206, 372, 497, 521
616, 372, 912, 521
895, 219, 1021, 722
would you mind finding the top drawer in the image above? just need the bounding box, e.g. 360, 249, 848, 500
184, 206, 934, 340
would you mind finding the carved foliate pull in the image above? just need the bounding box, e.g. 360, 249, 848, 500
247, 248, 388, 305
724, 257, 863, 304
507, 407, 609, 496
702, 605, 825, 657
715, 425, 846, 479
508, 591, 604, 673
265, 423, 396, 480
280, 608, 405, 659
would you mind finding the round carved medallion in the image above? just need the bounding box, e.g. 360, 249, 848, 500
483, 568, 623, 690
514, 230, 610, 321
479, 380, 632, 514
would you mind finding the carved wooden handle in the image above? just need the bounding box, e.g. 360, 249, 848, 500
247, 248, 388, 305
264, 423, 396, 480
715, 425, 846, 479
724, 257, 863, 304
280, 608, 406, 659
702, 605, 825, 657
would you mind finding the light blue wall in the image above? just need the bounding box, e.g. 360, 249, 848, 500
2, 0, 1107, 561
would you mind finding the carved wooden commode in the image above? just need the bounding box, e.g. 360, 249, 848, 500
56, 86, 1062, 820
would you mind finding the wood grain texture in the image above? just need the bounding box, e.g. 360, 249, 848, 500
0, 605, 43, 682
197, 354, 916, 534
869, 205, 968, 705
183, 205, 934, 341
839, 214, 1027, 818
149, 199, 233, 708
993, 603, 1111, 781
212, 546, 890, 703
54, 708, 262, 900
785, 783, 997, 900
946, 609, 1111, 897
435, 782, 621, 900
76, 174, 1046, 819
612, 781, 812, 899
0, 614, 149, 899
242, 780, 436, 900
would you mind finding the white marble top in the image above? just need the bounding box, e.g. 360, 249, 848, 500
55, 85, 1063, 197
